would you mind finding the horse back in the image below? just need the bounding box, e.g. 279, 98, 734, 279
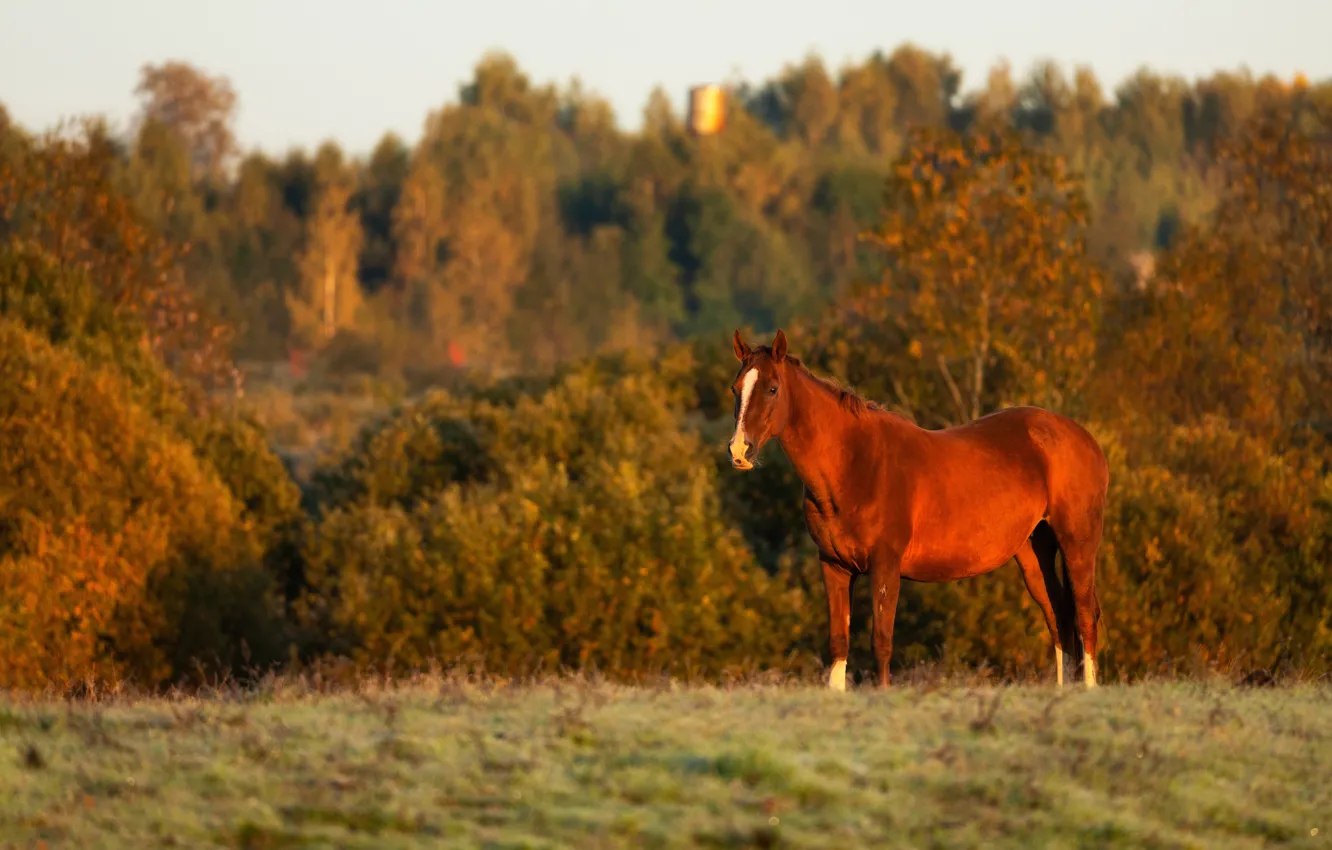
886, 406, 1107, 579
936, 405, 1110, 526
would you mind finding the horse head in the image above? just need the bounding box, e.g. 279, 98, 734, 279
728, 328, 792, 471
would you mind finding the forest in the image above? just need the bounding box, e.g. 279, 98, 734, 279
0, 46, 1329, 692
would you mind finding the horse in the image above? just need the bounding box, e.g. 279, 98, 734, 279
727, 328, 1109, 691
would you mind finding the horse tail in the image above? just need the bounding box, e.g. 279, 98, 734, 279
1056, 542, 1108, 666
1058, 548, 1080, 659
1031, 520, 1078, 663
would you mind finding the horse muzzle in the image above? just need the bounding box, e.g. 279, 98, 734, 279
729, 439, 755, 470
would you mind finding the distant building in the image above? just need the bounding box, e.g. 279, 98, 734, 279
688, 85, 727, 136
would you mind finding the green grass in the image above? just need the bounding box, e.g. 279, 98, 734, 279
1, 674, 1328, 848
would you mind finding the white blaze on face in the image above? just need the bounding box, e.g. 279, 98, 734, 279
729, 368, 760, 466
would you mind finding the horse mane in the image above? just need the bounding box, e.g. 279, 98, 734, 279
751, 345, 887, 419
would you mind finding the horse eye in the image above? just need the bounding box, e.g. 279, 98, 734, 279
768, 385, 778, 395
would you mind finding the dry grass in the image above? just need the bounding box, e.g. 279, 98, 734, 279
1, 671, 1328, 849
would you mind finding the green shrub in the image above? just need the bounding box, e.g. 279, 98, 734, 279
298, 359, 815, 677
1093, 419, 1332, 677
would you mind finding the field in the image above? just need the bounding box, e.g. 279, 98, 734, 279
1, 673, 1328, 849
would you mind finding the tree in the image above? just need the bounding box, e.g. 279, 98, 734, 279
388, 54, 565, 372
883, 45, 962, 132
215, 152, 304, 360
134, 61, 239, 182
289, 165, 365, 346
814, 127, 1104, 427
0, 132, 302, 690
0, 122, 239, 396
834, 58, 899, 155
667, 184, 814, 338
358, 133, 410, 291
972, 60, 1017, 129
1105, 105, 1331, 442
747, 55, 839, 149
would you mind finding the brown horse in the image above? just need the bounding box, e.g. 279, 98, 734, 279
728, 329, 1109, 690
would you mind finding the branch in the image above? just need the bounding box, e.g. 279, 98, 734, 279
890, 377, 918, 424
936, 353, 968, 425
972, 289, 991, 422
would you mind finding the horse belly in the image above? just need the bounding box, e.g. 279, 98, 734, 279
900, 488, 1045, 582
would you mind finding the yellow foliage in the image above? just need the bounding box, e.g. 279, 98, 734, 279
0, 319, 269, 691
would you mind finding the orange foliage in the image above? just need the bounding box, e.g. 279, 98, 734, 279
0, 122, 239, 396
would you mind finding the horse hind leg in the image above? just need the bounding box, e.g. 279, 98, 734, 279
1048, 512, 1104, 689
1015, 523, 1076, 686
1069, 551, 1102, 689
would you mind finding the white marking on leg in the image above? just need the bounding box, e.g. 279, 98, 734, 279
829, 659, 847, 692
1056, 647, 1064, 686
729, 368, 759, 466
1084, 654, 1097, 689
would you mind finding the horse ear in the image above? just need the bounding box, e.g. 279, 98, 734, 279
772, 329, 788, 362
732, 329, 752, 362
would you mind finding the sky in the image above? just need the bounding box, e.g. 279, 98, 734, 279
3, 0, 1329, 158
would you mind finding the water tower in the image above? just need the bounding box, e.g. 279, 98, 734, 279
687, 85, 727, 136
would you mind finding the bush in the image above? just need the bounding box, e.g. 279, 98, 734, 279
1094, 419, 1332, 677
298, 357, 816, 678
0, 320, 289, 690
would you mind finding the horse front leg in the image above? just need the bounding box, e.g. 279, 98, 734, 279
821, 560, 853, 691
869, 553, 902, 688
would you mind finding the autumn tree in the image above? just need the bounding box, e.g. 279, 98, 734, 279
289, 149, 366, 347
1105, 103, 1331, 443
389, 53, 563, 372
807, 163, 892, 300
0, 121, 239, 395
970, 60, 1018, 129
831, 59, 899, 156
814, 127, 1104, 427
0, 318, 289, 690
0, 129, 302, 691
1086, 102, 1332, 674
884, 45, 962, 132
0, 103, 24, 161
616, 97, 689, 333
134, 60, 239, 182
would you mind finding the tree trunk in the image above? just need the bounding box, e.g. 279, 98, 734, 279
323, 260, 336, 339
971, 289, 991, 422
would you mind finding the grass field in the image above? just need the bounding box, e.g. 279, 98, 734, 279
1, 672, 1328, 849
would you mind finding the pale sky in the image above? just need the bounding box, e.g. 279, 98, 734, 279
2, 0, 1328, 158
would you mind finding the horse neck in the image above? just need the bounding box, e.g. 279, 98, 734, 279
777, 365, 861, 495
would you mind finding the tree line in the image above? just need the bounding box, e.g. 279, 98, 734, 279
7, 49, 1324, 380
0, 48, 1328, 691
